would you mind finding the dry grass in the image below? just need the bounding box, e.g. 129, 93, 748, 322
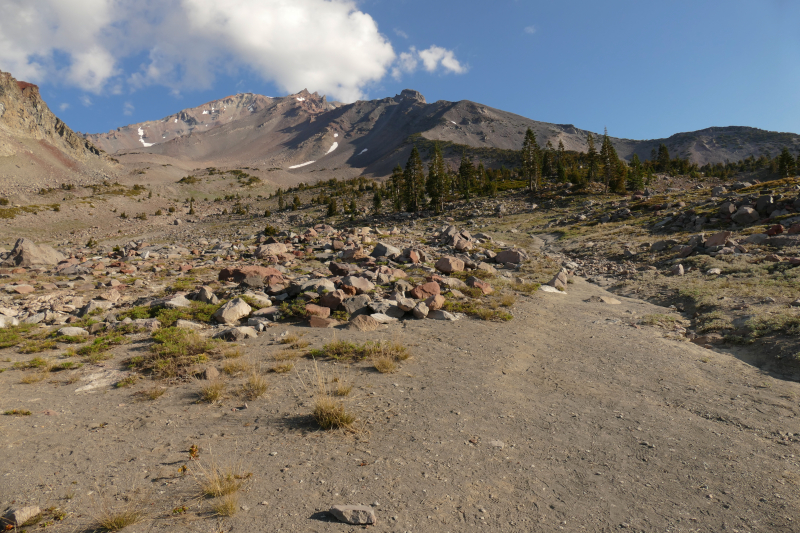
140, 386, 166, 400
280, 333, 309, 349
197, 461, 247, 498
332, 379, 353, 397
373, 356, 398, 374
272, 349, 300, 362
213, 493, 238, 517
92, 497, 146, 531
241, 372, 268, 400
498, 293, 516, 307
20, 372, 46, 384
310, 338, 410, 362
271, 362, 294, 373
199, 381, 225, 403
313, 395, 356, 430
222, 359, 252, 375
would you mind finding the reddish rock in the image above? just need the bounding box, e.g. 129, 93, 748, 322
320, 289, 347, 309
495, 250, 524, 264
218, 266, 285, 286
425, 294, 446, 310
180, 263, 193, 272
766, 224, 785, 236
435, 256, 465, 274
347, 315, 381, 332
408, 250, 421, 264
409, 282, 440, 299
467, 277, 493, 295
309, 316, 340, 328
764, 254, 781, 262
789, 257, 800, 265
391, 268, 407, 279
11, 268, 26, 274
12, 284, 34, 294
788, 224, 800, 235
341, 285, 358, 296
705, 231, 731, 247
305, 304, 330, 318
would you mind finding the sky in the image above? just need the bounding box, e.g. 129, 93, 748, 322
1, 0, 798, 140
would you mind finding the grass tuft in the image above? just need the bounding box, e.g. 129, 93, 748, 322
199, 381, 225, 403
241, 372, 268, 400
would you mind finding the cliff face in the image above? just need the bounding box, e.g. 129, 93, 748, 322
0, 70, 103, 159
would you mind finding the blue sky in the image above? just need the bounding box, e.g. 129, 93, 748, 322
2, 0, 798, 140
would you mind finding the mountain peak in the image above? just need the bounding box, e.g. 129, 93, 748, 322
397, 89, 426, 104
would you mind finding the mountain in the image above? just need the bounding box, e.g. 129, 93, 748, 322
0, 70, 112, 196
86, 88, 800, 179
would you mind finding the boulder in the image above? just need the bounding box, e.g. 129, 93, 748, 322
6, 506, 41, 527
255, 242, 288, 258
711, 186, 727, 196
718, 202, 736, 216
340, 276, 375, 294
196, 286, 219, 304
212, 298, 252, 324
320, 289, 347, 309
744, 233, 768, 244
343, 294, 372, 316
466, 276, 493, 295
218, 266, 284, 286
495, 250, 524, 264
57, 327, 89, 337
371, 242, 402, 259
309, 316, 341, 328
176, 319, 205, 330
214, 326, 258, 341
1, 238, 65, 267
329, 262, 355, 276
348, 315, 382, 332
329, 505, 376, 525
371, 313, 398, 324
199, 366, 220, 380
396, 296, 416, 312
435, 256, 465, 274
425, 294, 446, 311
547, 271, 568, 290
755, 195, 774, 214
765, 235, 800, 248
79, 299, 113, 317
429, 310, 458, 321
412, 301, 429, 319
704, 231, 731, 248
732, 206, 760, 225
671, 264, 685, 276
766, 224, 784, 236
305, 304, 330, 318
0, 315, 20, 328
409, 282, 440, 299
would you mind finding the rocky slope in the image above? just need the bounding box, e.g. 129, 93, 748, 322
87, 89, 800, 180
0, 70, 114, 197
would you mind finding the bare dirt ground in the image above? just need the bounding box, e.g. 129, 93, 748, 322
3, 278, 799, 532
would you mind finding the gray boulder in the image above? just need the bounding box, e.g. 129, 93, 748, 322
371, 242, 402, 259
1, 238, 65, 267
732, 206, 760, 225
212, 298, 252, 324
329, 505, 376, 525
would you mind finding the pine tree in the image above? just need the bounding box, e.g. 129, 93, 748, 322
458, 152, 474, 200
349, 199, 357, 215
292, 195, 301, 211
627, 153, 644, 191
599, 128, 615, 193
390, 165, 403, 212
586, 133, 598, 182
777, 147, 796, 178
326, 197, 338, 217
657, 144, 670, 173
521, 128, 541, 191
278, 190, 285, 211
372, 189, 382, 214
403, 146, 425, 212
542, 140, 554, 178
425, 143, 447, 214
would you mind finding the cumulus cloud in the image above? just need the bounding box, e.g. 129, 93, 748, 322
0, 0, 398, 102
524, 25, 536, 34
58, 103, 70, 112
394, 28, 409, 39
418, 46, 468, 75
123, 102, 134, 115
391, 45, 467, 80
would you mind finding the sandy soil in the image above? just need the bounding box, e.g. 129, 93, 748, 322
2, 279, 798, 532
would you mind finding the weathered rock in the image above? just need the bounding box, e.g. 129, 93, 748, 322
706, 268, 722, 275
305, 304, 330, 318
412, 301, 429, 319
162, 294, 193, 309
348, 315, 382, 331
371, 242, 402, 259
435, 256, 465, 273
755, 195, 774, 214
11, 284, 34, 294
409, 282, 440, 299
495, 250, 524, 264
218, 266, 284, 286
396, 296, 416, 312
57, 326, 89, 337
704, 231, 731, 248
98, 288, 121, 302
7, 506, 41, 527
191, 286, 216, 304
215, 326, 258, 341
328, 262, 355, 276
585, 295, 621, 305
466, 277, 493, 295
766, 224, 784, 236
732, 206, 760, 225
1, 238, 65, 267
340, 276, 375, 294
425, 294, 445, 311
539, 285, 566, 294
309, 316, 341, 328
429, 310, 458, 321
176, 319, 205, 330
320, 289, 347, 309
370, 313, 398, 324
329, 505, 376, 525
718, 201, 736, 216
671, 264, 685, 276
343, 294, 372, 316
475, 262, 497, 274
0, 315, 20, 328
744, 233, 768, 244
199, 366, 220, 380
765, 235, 800, 248
212, 298, 252, 324
79, 299, 113, 317
255, 242, 288, 258
547, 271, 568, 290
711, 186, 727, 196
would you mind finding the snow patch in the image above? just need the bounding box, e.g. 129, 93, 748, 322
333, 133, 338, 138
450, 121, 457, 125
325, 142, 338, 155
289, 161, 315, 169
202, 110, 209, 114
174, 118, 178, 123
137, 127, 154, 147
296, 97, 306, 102
358, 148, 368, 155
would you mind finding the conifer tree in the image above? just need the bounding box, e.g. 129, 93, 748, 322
600, 128, 615, 192
627, 153, 644, 191
656, 144, 671, 173
403, 146, 425, 212
372, 189, 382, 214
390, 165, 403, 211
292, 195, 301, 210
277, 189, 285, 211
426, 143, 447, 214
326, 197, 338, 217
586, 133, 598, 182
542, 140, 554, 177
521, 128, 541, 191
458, 152, 474, 200
778, 147, 796, 178
476, 162, 488, 196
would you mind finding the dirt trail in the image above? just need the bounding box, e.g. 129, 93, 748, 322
2, 279, 799, 532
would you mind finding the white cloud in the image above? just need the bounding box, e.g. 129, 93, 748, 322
80, 95, 93, 107
0, 0, 398, 102
394, 28, 408, 39
59, 103, 70, 111
391, 45, 466, 80
524, 25, 536, 34
123, 101, 134, 115
418, 45, 467, 75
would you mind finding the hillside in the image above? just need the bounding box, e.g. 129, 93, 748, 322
85, 89, 800, 182
0, 70, 114, 197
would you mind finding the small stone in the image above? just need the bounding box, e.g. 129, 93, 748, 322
8, 506, 41, 527
489, 440, 505, 449
305, 304, 330, 318
671, 264, 684, 276
435, 256, 465, 274
409, 282, 440, 299
706, 268, 722, 275
348, 315, 382, 331
329, 505, 376, 525
200, 366, 220, 380
12, 284, 35, 294
425, 294, 445, 311
309, 316, 341, 328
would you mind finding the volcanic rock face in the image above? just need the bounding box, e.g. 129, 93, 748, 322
0, 70, 103, 159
